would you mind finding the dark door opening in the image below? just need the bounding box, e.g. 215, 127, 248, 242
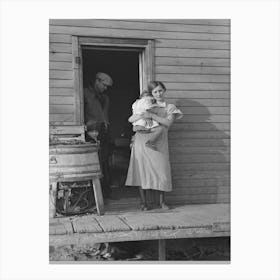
82, 48, 140, 204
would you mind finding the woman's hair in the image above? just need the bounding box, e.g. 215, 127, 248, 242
147, 81, 166, 93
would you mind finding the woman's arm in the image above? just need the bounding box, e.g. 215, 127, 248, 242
128, 113, 143, 123
142, 112, 175, 128
153, 113, 175, 128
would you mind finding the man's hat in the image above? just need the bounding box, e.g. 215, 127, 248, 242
96, 72, 113, 86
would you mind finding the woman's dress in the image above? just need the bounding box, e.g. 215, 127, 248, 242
125, 103, 182, 192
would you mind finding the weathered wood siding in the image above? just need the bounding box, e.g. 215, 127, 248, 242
49, 19, 230, 205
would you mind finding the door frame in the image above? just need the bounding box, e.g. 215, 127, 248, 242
72, 36, 155, 125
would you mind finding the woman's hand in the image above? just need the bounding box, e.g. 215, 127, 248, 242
150, 112, 175, 128
141, 112, 153, 119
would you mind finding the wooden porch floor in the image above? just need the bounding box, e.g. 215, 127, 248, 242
49, 203, 230, 247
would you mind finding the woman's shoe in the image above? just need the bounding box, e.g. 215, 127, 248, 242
140, 203, 148, 211
160, 203, 170, 210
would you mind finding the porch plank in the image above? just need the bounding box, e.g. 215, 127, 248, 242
122, 212, 184, 230
71, 216, 103, 233
95, 215, 131, 232
49, 217, 73, 235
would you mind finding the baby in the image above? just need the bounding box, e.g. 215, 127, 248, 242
131, 91, 164, 151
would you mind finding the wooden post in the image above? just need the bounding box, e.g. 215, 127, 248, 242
49, 182, 58, 218
158, 239, 166, 261
92, 178, 104, 215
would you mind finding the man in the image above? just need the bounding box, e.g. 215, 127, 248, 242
84, 72, 113, 198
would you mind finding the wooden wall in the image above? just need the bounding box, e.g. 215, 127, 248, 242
49, 19, 230, 205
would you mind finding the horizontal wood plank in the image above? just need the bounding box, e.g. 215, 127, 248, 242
156, 65, 230, 75
50, 26, 230, 41
163, 82, 230, 91
49, 42, 72, 53
171, 189, 229, 198
49, 70, 73, 80
49, 96, 74, 105
49, 52, 72, 62
167, 193, 229, 200
49, 79, 73, 88
134, 19, 230, 26
171, 163, 230, 171
156, 48, 230, 58
156, 39, 230, 50
49, 88, 75, 96
50, 125, 85, 135
172, 184, 229, 191
49, 61, 73, 70
156, 57, 230, 67
167, 98, 230, 106
171, 170, 230, 180
175, 115, 230, 122
169, 146, 229, 154
49, 121, 76, 126
179, 106, 229, 115
170, 151, 230, 160
174, 177, 229, 187
156, 73, 230, 83
50, 19, 230, 34
170, 196, 230, 204
79, 36, 149, 46
169, 139, 230, 147
165, 91, 230, 99
172, 188, 230, 196
49, 226, 228, 247
49, 33, 72, 43
49, 113, 75, 123
168, 130, 230, 139
171, 190, 229, 199
170, 122, 230, 131
169, 153, 230, 163
49, 104, 74, 114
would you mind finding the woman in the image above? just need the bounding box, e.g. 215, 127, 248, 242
125, 81, 183, 210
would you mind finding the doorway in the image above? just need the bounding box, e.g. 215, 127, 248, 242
82, 47, 140, 204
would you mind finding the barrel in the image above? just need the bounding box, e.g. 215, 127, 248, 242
49, 143, 102, 182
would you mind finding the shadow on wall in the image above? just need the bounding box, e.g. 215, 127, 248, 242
167, 99, 230, 205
